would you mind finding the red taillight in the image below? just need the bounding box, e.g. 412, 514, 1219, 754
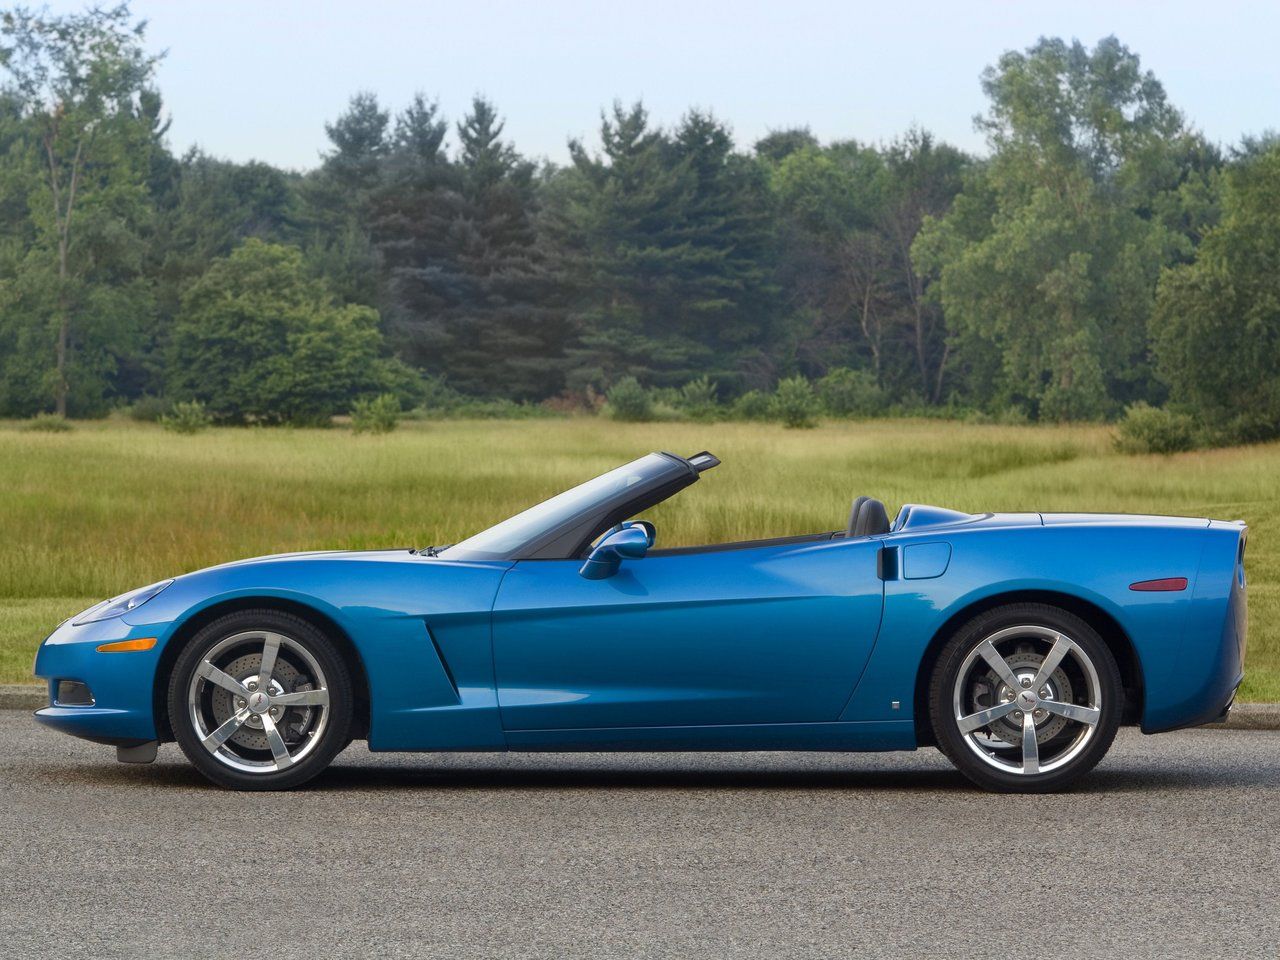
1129, 577, 1188, 592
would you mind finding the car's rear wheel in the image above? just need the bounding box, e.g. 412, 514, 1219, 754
929, 603, 1122, 793
168, 610, 352, 790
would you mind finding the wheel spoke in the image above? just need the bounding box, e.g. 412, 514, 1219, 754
1021, 710, 1040, 775
978, 640, 1022, 691
1033, 635, 1073, 690
1041, 699, 1101, 726
258, 633, 282, 689
197, 660, 249, 697
271, 688, 328, 708
201, 709, 249, 752
957, 700, 1019, 734
260, 713, 293, 770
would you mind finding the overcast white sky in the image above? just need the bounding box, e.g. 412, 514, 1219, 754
41, 0, 1280, 169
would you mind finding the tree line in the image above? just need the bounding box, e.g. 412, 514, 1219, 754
1, 5, 1278, 444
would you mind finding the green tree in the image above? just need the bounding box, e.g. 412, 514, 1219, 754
374, 96, 570, 398
562, 102, 775, 391
915, 36, 1201, 420
301, 91, 389, 306
769, 131, 965, 401
167, 240, 410, 424
1153, 146, 1280, 439
0, 3, 161, 416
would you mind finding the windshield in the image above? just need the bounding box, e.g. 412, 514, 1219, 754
441, 453, 677, 561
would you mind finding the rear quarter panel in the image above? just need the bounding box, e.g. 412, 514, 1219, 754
841, 519, 1244, 734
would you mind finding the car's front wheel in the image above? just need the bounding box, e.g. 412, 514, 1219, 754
168, 610, 353, 790
928, 603, 1122, 793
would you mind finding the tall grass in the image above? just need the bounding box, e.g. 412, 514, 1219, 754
2, 417, 1276, 698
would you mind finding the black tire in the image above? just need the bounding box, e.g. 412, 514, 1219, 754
928, 603, 1123, 793
167, 609, 353, 791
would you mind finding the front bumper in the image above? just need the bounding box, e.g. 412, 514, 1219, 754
32, 615, 169, 745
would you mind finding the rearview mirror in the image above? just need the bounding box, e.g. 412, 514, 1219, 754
579, 525, 650, 580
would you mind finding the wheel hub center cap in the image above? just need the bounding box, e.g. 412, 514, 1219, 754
1017, 690, 1039, 710
247, 690, 271, 715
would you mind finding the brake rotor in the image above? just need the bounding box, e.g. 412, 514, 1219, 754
209, 651, 312, 751
968, 644, 1073, 746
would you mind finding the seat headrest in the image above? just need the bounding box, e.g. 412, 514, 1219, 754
847, 496, 871, 536
850, 497, 891, 537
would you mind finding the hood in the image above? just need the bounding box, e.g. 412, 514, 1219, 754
190, 548, 418, 575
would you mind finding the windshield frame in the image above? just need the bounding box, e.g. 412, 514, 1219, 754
440, 451, 704, 562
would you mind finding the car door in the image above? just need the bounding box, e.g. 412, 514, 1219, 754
491, 535, 885, 731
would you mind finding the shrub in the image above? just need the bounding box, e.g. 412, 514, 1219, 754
22, 413, 72, 432
160, 400, 213, 435
676, 376, 720, 421
605, 377, 653, 422
351, 394, 401, 434
771, 376, 819, 429
731, 389, 772, 421
995, 406, 1030, 426
1114, 403, 1196, 454
167, 240, 409, 424
817, 368, 884, 417
450, 398, 557, 420
127, 396, 172, 422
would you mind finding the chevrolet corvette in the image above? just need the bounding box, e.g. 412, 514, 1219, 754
33, 450, 1248, 792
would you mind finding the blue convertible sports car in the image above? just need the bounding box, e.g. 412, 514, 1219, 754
34, 450, 1248, 792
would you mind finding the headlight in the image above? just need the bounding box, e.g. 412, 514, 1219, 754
73, 580, 173, 626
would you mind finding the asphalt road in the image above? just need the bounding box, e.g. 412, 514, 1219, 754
1, 713, 1277, 960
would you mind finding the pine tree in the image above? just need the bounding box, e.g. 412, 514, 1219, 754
373, 96, 569, 398
560, 103, 775, 392
302, 92, 389, 306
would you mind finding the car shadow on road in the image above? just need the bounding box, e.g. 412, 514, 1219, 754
55, 748, 1280, 794
305, 759, 1279, 794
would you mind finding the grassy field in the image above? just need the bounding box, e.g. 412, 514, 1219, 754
2, 417, 1276, 698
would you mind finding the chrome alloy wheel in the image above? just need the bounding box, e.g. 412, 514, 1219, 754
951, 624, 1103, 776
187, 630, 331, 774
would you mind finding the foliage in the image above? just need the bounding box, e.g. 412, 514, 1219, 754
350, 393, 401, 434
126, 395, 171, 422
159, 399, 211, 434
604, 376, 653, 422
559, 103, 777, 391
373, 95, 570, 400
0, 4, 161, 417
817, 367, 885, 417
770, 375, 819, 428
676, 376, 720, 421
771, 130, 967, 400
0, 20, 1274, 442
166, 240, 409, 425
21, 412, 70, 432
1113, 403, 1197, 454
1153, 145, 1280, 443
731, 389, 772, 421
914, 36, 1217, 421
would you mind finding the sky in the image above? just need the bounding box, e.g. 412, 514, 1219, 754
40, 0, 1280, 170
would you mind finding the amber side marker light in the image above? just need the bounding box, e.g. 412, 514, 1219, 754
96, 637, 158, 653
1129, 578, 1189, 592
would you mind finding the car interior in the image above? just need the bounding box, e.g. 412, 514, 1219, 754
644, 494, 893, 557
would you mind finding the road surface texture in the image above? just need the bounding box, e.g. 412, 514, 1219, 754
1, 712, 1276, 959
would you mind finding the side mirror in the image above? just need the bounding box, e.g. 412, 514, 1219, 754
579, 525, 650, 580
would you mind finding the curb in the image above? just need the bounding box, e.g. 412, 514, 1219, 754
1206, 702, 1280, 731
2, 683, 1279, 729
1, 684, 46, 711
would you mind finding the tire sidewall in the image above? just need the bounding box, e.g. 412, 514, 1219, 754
929, 603, 1123, 793
167, 609, 353, 790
